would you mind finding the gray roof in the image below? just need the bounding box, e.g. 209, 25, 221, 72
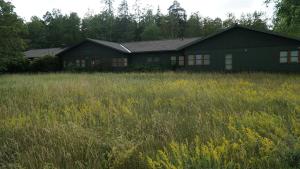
122, 37, 201, 53
55, 25, 300, 56
24, 48, 63, 59
87, 39, 131, 53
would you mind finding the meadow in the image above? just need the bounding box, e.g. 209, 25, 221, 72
0, 73, 299, 169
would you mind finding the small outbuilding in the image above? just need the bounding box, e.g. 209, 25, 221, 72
55, 25, 300, 72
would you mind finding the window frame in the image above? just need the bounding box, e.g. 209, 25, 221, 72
225, 54, 233, 70
188, 55, 195, 66
279, 51, 288, 64
76, 59, 80, 67
290, 51, 299, 63
112, 58, 128, 67
171, 56, 177, 66
203, 55, 210, 65
178, 56, 185, 66
81, 59, 86, 68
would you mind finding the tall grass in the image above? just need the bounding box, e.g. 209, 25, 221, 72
0, 73, 299, 169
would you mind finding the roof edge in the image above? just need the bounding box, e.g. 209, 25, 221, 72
56, 38, 130, 56
178, 24, 300, 50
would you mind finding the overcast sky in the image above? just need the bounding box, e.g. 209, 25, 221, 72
8, 0, 275, 22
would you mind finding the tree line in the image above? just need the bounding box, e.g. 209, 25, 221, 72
26, 0, 271, 49
0, 0, 299, 72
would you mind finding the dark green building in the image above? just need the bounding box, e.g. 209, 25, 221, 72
57, 25, 300, 72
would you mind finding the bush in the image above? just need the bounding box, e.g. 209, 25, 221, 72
29, 55, 60, 72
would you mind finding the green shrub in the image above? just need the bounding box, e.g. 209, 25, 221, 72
29, 55, 60, 72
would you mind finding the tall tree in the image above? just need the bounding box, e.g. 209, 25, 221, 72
0, 0, 26, 72
26, 16, 47, 49
266, 0, 300, 37
223, 13, 238, 28
202, 17, 223, 36
141, 24, 162, 40
102, 0, 114, 15
113, 0, 136, 42
185, 12, 203, 37
42, 10, 82, 47
167, 0, 187, 38
239, 11, 269, 30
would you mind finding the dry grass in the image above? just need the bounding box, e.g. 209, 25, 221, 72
0, 73, 299, 169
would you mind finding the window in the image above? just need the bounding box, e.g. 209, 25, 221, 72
171, 56, 177, 65
63, 61, 67, 68
195, 54, 210, 65
112, 58, 128, 67
76, 60, 80, 67
280, 51, 288, 63
188, 55, 195, 65
154, 57, 160, 62
195, 55, 202, 65
95, 59, 102, 65
91, 60, 95, 67
291, 51, 299, 63
204, 55, 210, 65
225, 54, 232, 70
147, 57, 153, 63
179, 56, 184, 66
81, 60, 86, 68
148, 57, 160, 63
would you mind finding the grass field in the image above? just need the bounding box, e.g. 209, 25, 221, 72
0, 73, 300, 169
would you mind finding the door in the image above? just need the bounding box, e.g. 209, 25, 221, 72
225, 54, 233, 71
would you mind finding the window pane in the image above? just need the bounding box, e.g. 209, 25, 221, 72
81, 60, 86, 67
179, 56, 184, 66
225, 60, 232, 64
204, 55, 210, 65
280, 57, 288, 63
204, 55, 210, 60
124, 58, 128, 67
188, 55, 194, 65
280, 51, 288, 57
291, 51, 298, 57
154, 57, 160, 62
226, 64, 232, 70
291, 56, 298, 63
178, 56, 184, 61
195, 55, 202, 60
225, 54, 232, 59
195, 60, 202, 65
204, 60, 210, 65
76, 60, 80, 67
147, 57, 152, 63
171, 56, 176, 61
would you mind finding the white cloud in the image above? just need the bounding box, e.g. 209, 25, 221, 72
8, 0, 275, 21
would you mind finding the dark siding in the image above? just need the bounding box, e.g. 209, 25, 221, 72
60, 41, 128, 71
130, 52, 181, 70
183, 27, 300, 72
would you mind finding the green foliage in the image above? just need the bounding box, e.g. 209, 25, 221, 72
0, 0, 26, 73
29, 55, 60, 72
23, 0, 273, 49
0, 73, 300, 168
239, 11, 269, 30
26, 16, 48, 49
141, 24, 162, 40
266, 0, 300, 37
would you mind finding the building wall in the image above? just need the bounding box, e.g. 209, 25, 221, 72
183, 27, 300, 72
60, 41, 128, 71
59, 28, 300, 72
130, 51, 181, 70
